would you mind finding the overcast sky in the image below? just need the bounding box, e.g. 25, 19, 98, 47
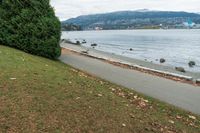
50, 0, 200, 20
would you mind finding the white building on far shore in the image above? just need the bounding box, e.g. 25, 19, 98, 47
183, 19, 195, 28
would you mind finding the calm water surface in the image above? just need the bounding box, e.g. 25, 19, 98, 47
62, 30, 200, 72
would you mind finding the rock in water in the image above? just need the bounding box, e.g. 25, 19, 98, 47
160, 58, 166, 63
188, 61, 196, 67
91, 43, 98, 47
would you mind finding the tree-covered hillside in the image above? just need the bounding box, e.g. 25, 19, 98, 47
63, 10, 200, 30
61, 23, 82, 31
0, 0, 61, 59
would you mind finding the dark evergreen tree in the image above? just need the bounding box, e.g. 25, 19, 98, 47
0, 0, 61, 59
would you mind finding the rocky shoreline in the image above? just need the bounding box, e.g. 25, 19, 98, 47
60, 40, 200, 86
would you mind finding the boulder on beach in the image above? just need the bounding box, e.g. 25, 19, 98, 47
60, 39, 65, 42
188, 61, 196, 67
82, 40, 87, 44
160, 58, 166, 63
81, 50, 89, 54
60, 39, 81, 45
175, 67, 186, 73
60, 39, 68, 43
196, 79, 200, 84
76, 41, 81, 45
91, 43, 98, 47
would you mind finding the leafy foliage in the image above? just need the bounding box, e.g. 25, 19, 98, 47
0, 0, 61, 59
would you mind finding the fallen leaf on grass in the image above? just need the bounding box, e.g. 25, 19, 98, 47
97, 94, 103, 97
143, 99, 149, 103
134, 95, 138, 99
129, 114, 135, 118
176, 115, 182, 119
188, 115, 196, 120
76, 97, 80, 100
110, 88, 116, 92
71, 69, 78, 73
118, 92, 125, 97
138, 101, 147, 108
122, 123, 126, 127
168, 120, 175, 124
99, 81, 104, 85
129, 92, 134, 95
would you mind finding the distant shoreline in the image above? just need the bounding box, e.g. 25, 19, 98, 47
62, 29, 200, 73
61, 42, 200, 86
62, 28, 200, 32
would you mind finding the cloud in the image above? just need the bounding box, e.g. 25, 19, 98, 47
50, 0, 200, 20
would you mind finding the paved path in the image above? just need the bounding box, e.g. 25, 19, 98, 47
60, 51, 200, 115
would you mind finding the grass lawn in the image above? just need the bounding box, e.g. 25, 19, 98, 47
0, 45, 199, 133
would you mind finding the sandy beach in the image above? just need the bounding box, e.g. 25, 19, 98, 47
60, 42, 200, 85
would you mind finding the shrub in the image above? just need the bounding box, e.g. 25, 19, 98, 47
0, 0, 61, 59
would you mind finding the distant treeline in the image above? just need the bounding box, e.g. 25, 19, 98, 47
61, 23, 82, 31
0, 0, 61, 59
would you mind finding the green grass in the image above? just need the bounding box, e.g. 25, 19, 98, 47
0, 45, 199, 133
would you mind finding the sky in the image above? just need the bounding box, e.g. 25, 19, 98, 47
50, 0, 200, 20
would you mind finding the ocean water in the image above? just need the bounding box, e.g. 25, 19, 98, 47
62, 30, 200, 73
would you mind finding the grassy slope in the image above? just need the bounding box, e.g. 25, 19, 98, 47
0, 45, 199, 133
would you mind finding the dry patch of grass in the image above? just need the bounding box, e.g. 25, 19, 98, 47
0, 45, 199, 132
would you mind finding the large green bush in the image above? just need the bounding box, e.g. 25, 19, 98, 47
0, 0, 61, 59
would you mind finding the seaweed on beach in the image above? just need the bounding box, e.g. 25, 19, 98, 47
0, 0, 61, 59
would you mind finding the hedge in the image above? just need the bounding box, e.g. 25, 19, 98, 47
0, 0, 61, 59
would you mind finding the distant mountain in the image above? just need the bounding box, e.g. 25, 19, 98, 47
62, 10, 200, 30
134, 9, 153, 12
